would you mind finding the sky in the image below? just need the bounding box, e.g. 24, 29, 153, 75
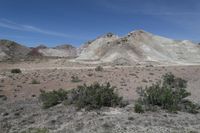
0, 0, 200, 47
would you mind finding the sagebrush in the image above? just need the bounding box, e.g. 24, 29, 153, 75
39, 89, 67, 109
71, 75, 82, 83
32, 79, 40, 84
11, 68, 21, 74
95, 66, 103, 71
135, 73, 199, 113
21, 128, 49, 133
39, 82, 123, 110
66, 82, 123, 110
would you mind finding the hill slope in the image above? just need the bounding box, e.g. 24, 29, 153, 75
76, 30, 200, 65
0, 40, 31, 61
0, 40, 78, 61
37, 44, 77, 58
77, 33, 119, 61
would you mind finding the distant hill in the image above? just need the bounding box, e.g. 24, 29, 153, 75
76, 30, 200, 65
37, 44, 77, 58
1, 30, 200, 64
0, 40, 31, 61
0, 40, 78, 61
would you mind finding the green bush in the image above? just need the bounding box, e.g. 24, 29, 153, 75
11, 68, 22, 74
67, 82, 123, 110
32, 79, 40, 84
136, 73, 199, 113
0, 95, 7, 101
134, 103, 144, 113
71, 75, 82, 83
39, 89, 67, 109
95, 66, 103, 72
162, 72, 187, 89
21, 128, 49, 133
39, 83, 123, 110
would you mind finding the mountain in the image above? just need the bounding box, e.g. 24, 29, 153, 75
0, 40, 31, 61
1, 30, 200, 64
0, 40, 78, 61
77, 33, 119, 61
76, 30, 200, 65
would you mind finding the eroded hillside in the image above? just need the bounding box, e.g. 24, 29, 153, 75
76, 30, 200, 65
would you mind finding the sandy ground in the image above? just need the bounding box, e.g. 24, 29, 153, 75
0, 59, 199, 103
0, 59, 200, 133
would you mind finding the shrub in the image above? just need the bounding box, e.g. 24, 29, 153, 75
39, 89, 67, 109
87, 73, 93, 77
162, 73, 187, 89
0, 95, 7, 101
134, 103, 144, 113
11, 68, 21, 74
71, 76, 82, 83
21, 128, 49, 133
135, 73, 199, 113
95, 66, 103, 72
39, 83, 124, 110
32, 79, 40, 84
67, 82, 123, 110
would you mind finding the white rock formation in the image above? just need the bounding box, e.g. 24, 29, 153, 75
76, 30, 200, 65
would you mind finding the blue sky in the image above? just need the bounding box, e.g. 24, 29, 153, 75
0, 0, 200, 47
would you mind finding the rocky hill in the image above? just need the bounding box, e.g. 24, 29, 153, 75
77, 33, 119, 61
0, 40, 31, 61
1, 30, 200, 64
0, 40, 78, 60
76, 30, 200, 65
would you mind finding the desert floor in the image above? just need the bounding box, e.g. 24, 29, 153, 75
0, 59, 200, 133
